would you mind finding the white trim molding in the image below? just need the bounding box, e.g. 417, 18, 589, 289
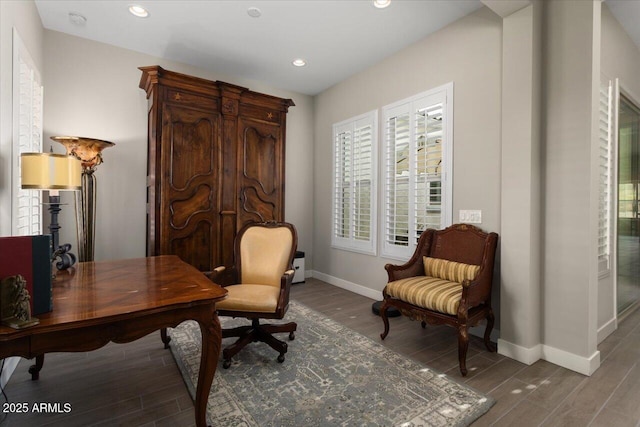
497, 338, 601, 376
309, 270, 381, 301
541, 345, 600, 376
497, 339, 542, 366
597, 316, 617, 344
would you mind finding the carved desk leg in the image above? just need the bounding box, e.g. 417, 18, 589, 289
29, 354, 44, 380
160, 327, 171, 349
194, 307, 222, 427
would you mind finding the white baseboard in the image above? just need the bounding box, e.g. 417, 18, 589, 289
497, 338, 601, 376
597, 317, 617, 344
309, 270, 380, 301
541, 345, 600, 376
1, 357, 21, 389
497, 339, 542, 365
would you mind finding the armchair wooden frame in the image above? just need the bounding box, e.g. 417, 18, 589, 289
207, 221, 298, 368
380, 223, 498, 376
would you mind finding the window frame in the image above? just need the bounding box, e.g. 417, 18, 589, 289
381, 83, 453, 260
331, 110, 378, 255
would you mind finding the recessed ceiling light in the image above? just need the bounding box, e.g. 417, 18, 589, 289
373, 0, 391, 9
292, 59, 306, 67
129, 4, 149, 18
68, 12, 87, 26
247, 7, 262, 18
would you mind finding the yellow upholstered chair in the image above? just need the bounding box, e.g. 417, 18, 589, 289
380, 223, 498, 376
207, 221, 297, 368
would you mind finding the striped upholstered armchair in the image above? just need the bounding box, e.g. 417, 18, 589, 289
379, 223, 498, 376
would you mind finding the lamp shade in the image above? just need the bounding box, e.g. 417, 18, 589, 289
20, 153, 82, 190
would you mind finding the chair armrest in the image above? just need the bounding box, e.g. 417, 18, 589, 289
204, 265, 238, 287
384, 229, 434, 282
385, 260, 425, 282
274, 269, 296, 317
460, 276, 491, 309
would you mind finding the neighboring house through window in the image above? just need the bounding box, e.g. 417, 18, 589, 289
382, 83, 453, 260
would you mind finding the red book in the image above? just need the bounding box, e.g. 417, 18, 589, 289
0, 235, 53, 315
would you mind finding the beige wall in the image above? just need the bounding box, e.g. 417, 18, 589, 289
542, 0, 601, 372
43, 30, 315, 263
498, 1, 543, 361
312, 7, 502, 299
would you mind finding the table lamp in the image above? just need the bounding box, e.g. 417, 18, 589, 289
20, 152, 82, 270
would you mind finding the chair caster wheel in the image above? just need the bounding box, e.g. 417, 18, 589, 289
289, 332, 295, 340
277, 354, 285, 363
223, 360, 231, 369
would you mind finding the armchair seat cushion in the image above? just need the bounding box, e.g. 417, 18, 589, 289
216, 284, 280, 313
384, 276, 463, 315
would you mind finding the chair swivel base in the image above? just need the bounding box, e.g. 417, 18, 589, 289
222, 318, 297, 368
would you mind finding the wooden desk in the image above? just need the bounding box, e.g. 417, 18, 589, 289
0, 255, 227, 427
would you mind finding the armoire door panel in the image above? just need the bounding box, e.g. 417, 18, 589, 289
169, 184, 214, 229
169, 220, 215, 272
237, 118, 283, 227
160, 103, 221, 271
240, 186, 277, 222
242, 126, 277, 194
166, 106, 217, 191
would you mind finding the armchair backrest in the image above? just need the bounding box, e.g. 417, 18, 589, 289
428, 224, 495, 266
424, 224, 498, 292
237, 222, 297, 287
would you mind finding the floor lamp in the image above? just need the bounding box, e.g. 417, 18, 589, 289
20, 152, 82, 270
51, 136, 115, 262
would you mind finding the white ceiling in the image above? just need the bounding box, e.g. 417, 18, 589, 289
34, 0, 483, 95
34, 0, 640, 96
607, 0, 640, 53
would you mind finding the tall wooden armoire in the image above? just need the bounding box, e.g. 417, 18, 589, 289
139, 66, 294, 271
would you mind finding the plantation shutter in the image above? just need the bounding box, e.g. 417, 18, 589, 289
334, 127, 352, 239
12, 29, 43, 236
413, 100, 444, 244
332, 111, 377, 254
384, 104, 411, 250
598, 80, 612, 275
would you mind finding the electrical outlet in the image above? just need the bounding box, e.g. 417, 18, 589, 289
459, 210, 482, 224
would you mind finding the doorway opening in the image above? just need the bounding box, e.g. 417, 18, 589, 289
617, 94, 640, 315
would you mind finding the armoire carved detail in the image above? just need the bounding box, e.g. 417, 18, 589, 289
139, 66, 293, 271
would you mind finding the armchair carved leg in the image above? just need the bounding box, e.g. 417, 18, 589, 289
484, 308, 497, 352
457, 324, 469, 377
380, 300, 391, 340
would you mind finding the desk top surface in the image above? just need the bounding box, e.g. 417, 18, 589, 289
0, 255, 227, 337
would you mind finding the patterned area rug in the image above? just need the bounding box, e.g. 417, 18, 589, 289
169, 301, 494, 426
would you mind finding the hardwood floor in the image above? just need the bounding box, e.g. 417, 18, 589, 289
2, 277, 640, 426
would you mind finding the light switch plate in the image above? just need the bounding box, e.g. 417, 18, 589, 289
459, 210, 482, 224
